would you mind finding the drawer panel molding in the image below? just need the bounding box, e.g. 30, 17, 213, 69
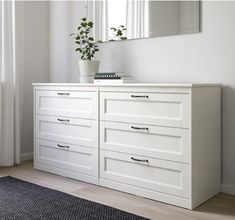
100, 121, 190, 163
100, 92, 190, 128
36, 115, 98, 147
100, 150, 190, 198
36, 90, 98, 119
35, 139, 98, 177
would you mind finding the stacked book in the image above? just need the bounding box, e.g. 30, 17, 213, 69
93, 72, 135, 84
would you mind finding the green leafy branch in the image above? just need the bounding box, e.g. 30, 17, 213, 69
70, 17, 99, 60
110, 25, 127, 41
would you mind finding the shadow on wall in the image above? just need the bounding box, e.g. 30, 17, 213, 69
221, 85, 235, 184
98, 41, 136, 76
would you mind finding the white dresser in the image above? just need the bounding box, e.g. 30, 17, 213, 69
33, 83, 221, 209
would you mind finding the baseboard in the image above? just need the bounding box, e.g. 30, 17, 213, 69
20, 153, 33, 162
222, 184, 235, 195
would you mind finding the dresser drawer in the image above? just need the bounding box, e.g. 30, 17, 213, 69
36, 115, 98, 147
35, 90, 98, 119
35, 139, 97, 177
100, 121, 190, 163
100, 92, 190, 128
100, 150, 190, 198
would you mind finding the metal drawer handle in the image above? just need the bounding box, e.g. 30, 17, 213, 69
57, 144, 70, 149
57, 118, 70, 122
57, 92, 70, 96
131, 157, 149, 163
131, 95, 149, 98
131, 126, 149, 131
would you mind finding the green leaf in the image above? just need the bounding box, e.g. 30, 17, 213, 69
81, 17, 87, 21
88, 22, 93, 27
117, 30, 122, 36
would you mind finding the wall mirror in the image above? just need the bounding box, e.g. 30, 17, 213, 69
85, 0, 200, 42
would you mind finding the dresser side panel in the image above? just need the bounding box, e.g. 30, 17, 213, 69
191, 86, 221, 208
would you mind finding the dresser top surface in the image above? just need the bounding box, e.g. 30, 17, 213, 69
32, 83, 221, 88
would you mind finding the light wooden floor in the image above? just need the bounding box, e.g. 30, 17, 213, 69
0, 161, 234, 220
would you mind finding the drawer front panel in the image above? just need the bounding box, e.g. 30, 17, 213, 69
100, 150, 190, 198
36, 90, 97, 119
36, 139, 97, 177
100, 92, 190, 128
36, 115, 98, 147
100, 121, 190, 163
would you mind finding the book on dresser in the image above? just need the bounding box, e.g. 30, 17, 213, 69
93, 72, 135, 84
33, 83, 221, 210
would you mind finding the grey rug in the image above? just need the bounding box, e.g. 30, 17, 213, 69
0, 176, 149, 220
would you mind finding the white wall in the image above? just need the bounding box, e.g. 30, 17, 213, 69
49, 1, 70, 82
16, 1, 49, 160
48, 1, 235, 193
49, 1, 85, 83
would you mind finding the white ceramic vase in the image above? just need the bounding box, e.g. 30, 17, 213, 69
78, 60, 100, 83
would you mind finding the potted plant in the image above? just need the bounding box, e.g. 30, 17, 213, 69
70, 17, 100, 83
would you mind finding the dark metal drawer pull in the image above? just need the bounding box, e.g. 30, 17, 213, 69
131, 157, 149, 163
57, 118, 70, 122
131, 126, 149, 131
57, 92, 70, 96
57, 144, 70, 149
131, 95, 149, 98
